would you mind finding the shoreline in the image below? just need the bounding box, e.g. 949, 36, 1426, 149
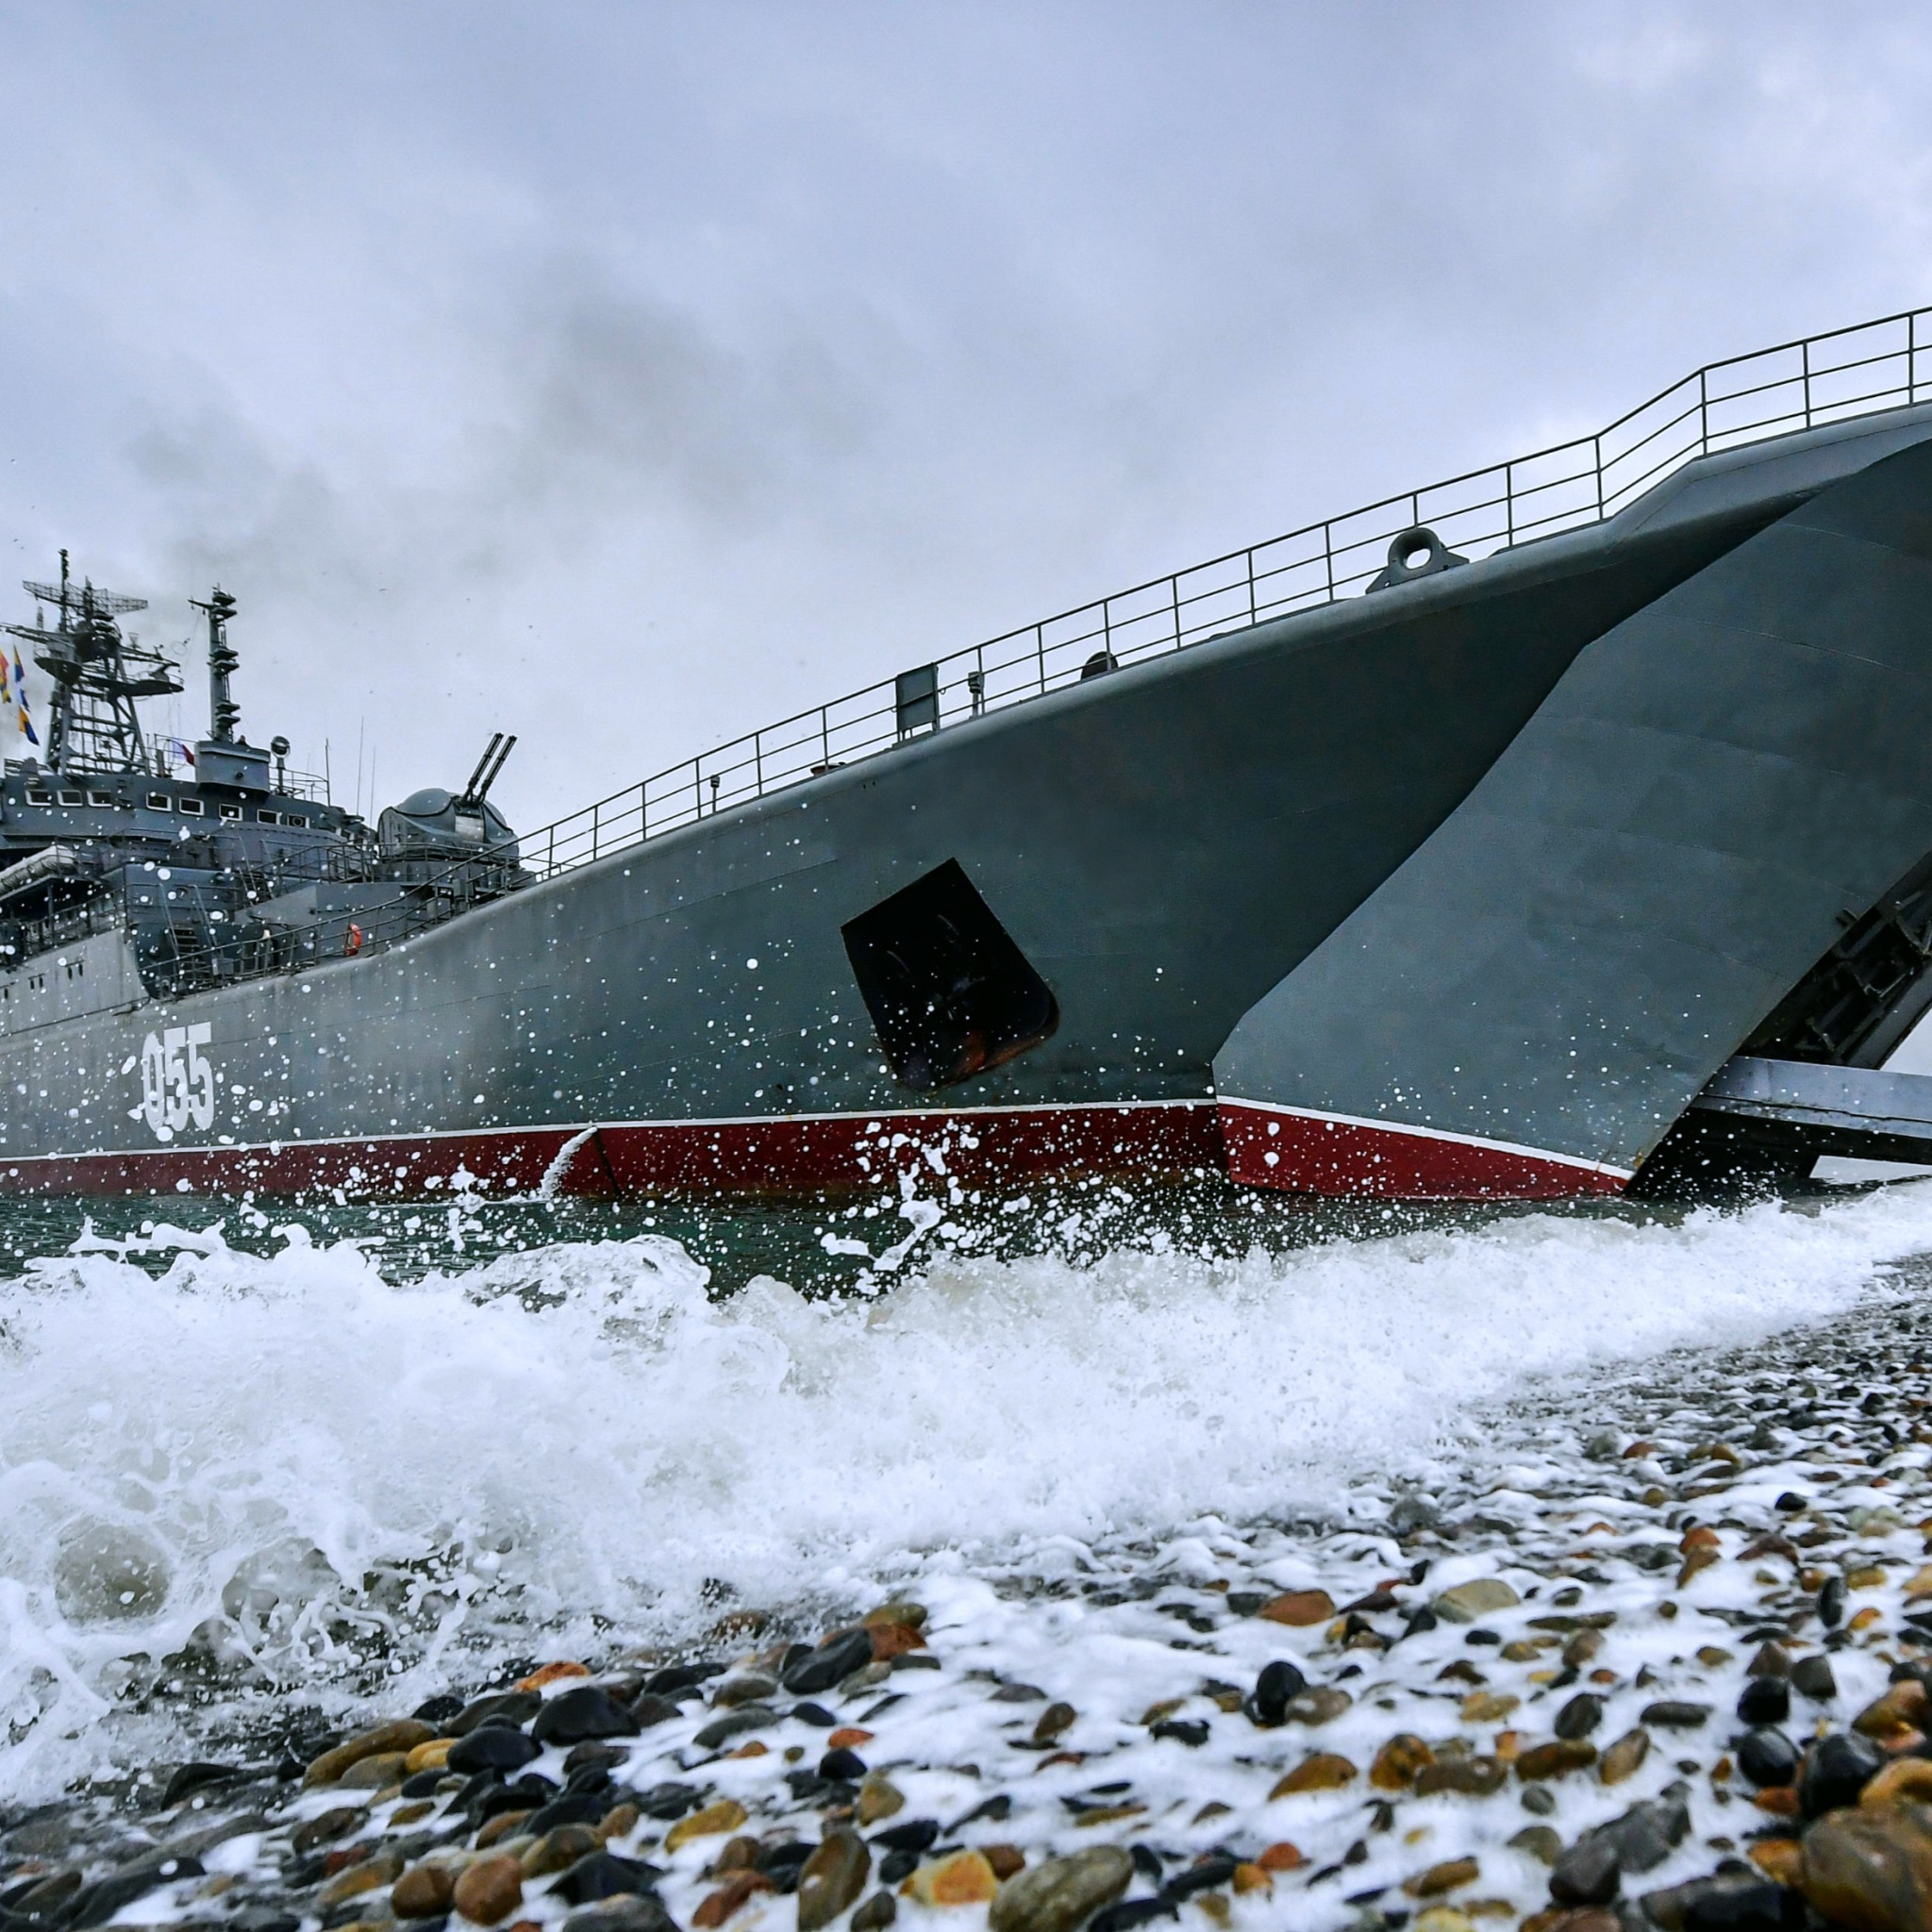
9, 1274, 1932, 1931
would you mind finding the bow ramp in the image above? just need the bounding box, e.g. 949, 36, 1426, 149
1214, 434, 1932, 1199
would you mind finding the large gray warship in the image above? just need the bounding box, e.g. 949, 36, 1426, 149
11, 311, 1932, 1204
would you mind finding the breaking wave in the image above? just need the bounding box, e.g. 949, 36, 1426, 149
0, 1183, 1929, 1796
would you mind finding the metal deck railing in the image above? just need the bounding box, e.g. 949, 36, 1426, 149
512, 306, 1932, 884
50, 304, 1932, 1000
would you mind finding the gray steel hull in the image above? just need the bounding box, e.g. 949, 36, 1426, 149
6, 407, 1932, 1200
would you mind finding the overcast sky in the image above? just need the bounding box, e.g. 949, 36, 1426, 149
2, 3, 1930, 827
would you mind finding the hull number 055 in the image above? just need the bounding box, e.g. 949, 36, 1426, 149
141, 1024, 215, 1139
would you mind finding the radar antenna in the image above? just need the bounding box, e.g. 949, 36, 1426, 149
4, 550, 181, 774
192, 586, 241, 742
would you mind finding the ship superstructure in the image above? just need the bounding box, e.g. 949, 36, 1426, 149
9, 312, 1932, 1199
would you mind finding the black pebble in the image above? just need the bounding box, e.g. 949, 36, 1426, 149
782, 1627, 875, 1695
1799, 1731, 1885, 1819
1737, 1677, 1790, 1726
790, 1702, 839, 1727
876, 1851, 920, 1889
64, 1859, 206, 1932
1096, 1905, 1181, 1932
629, 1694, 682, 1729
1149, 1720, 1209, 1748
1774, 1492, 1806, 1513
1736, 1728, 1798, 1789
411, 1693, 465, 1724
475, 1774, 558, 1822
1682, 1880, 1805, 1932
448, 1690, 542, 1737
1790, 1655, 1839, 1702
1092, 1903, 1179, 1932
758, 1841, 814, 1876
1554, 1693, 1604, 1740
634, 1781, 703, 1821
1549, 1837, 1621, 1908
1165, 1856, 1240, 1901
872, 1820, 941, 1855
447, 1726, 542, 1775
1129, 1845, 1163, 1882
819, 1747, 869, 1780
1465, 1629, 1502, 1646
1640, 1702, 1711, 1730
400, 1770, 446, 1798
532, 1686, 641, 1746
643, 1662, 723, 1697
1818, 1575, 1847, 1628
1245, 1659, 1307, 1727
161, 1763, 245, 1807
526, 1790, 610, 1835
550, 1852, 661, 1906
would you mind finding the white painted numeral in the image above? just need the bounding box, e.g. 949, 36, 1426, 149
140, 1023, 216, 1140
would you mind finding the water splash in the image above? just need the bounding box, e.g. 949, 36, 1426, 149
0, 1183, 1927, 1796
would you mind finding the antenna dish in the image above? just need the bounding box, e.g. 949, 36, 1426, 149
21, 579, 146, 617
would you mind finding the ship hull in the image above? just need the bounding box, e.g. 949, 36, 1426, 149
8, 406, 1932, 1202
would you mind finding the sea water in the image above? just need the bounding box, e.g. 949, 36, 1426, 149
0, 1174, 1929, 1804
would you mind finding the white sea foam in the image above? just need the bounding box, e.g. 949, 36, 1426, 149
0, 1184, 1930, 1798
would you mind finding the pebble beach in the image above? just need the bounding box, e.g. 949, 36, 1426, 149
8, 1196, 1932, 1932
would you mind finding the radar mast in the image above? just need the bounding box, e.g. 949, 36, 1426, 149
3, 551, 181, 774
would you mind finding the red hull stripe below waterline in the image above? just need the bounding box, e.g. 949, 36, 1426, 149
1218, 1097, 1633, 1200
0, 1099, 1224, 1200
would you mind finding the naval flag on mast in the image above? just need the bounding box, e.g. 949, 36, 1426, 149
4, 648, 34, 746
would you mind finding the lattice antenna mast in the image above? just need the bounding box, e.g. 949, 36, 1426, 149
3, 550, 180, 774
192, 586, 241, 742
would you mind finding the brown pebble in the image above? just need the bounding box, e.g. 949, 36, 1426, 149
291, 1807, 368, 1853
1270, 1753, 1357, 1797
1259, 1590, 1336, 1627
1748, 1841, 1802, 1887
339, 1752, 412, 1790
596, 1802, 640, 1841
391, 1864, 456, 1920
1371, 1735, 1437, 1791
452, 1854, 523, 1927
304, 1720, 438, 1789
1562, 1630, 1603, 1669
1404, 1857, 1479, 1899
1860, 1758, 1932, 1807
475, 1811, 532, 1849
1855, 1679, 1928, 1741
1416, 1757, 1507, 1799
1799, 1801, 1932, 1930
1516, 1740, 1597, 1781
1285, 1686, 1353, 1725
519, 1825, 602, 1877
1598, 1728, 1651, 1786
1031, 1702, 1076, 1746
799, 1830, 872, 1931
984, 1845, 1026, 1880
691, 1870, 774, 1928
319, 1856, 400, 1908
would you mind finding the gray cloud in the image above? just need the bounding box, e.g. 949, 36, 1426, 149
2, 2, 1931, 827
